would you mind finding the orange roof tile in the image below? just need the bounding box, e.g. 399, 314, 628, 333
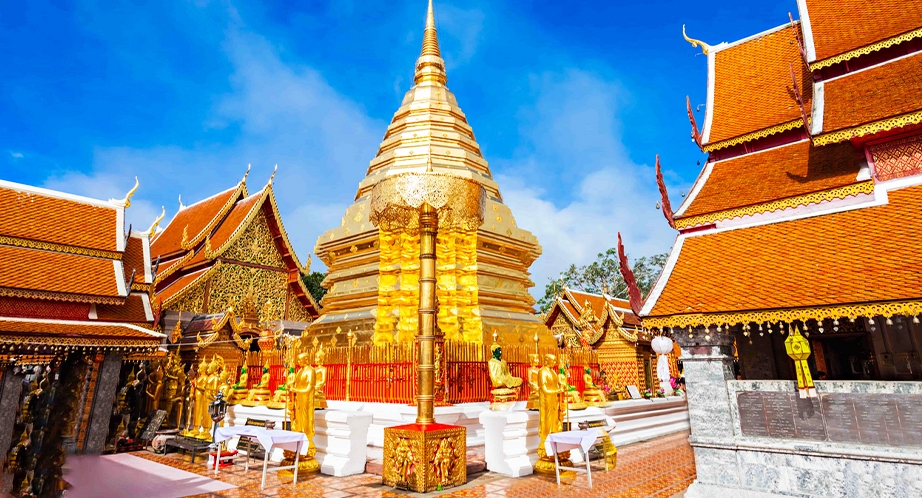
649, 184, 922, 317
822, 53, 922, 134
805, 0, 922, 62
0, 318, 161, 340
96, 294, 150, 322
122, 235, 149, 284
708, 25, 811, 145
0, 245, 121, 299
150, 186, 241, 258
681, 141, 865, 218
0, 184, 118, 252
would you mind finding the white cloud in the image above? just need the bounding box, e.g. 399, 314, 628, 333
494, 70, 683, 295
10, 152, 23, 159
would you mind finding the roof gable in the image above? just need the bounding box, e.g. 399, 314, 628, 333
804, 0, 922, 63
151, 184, 244, 258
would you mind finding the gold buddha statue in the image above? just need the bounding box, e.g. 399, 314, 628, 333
526, 354, 540, 411
267, 366, 290, 410
558, 360, 586, 410
241, 361, 273, 406
535, 353, 572, 475
581, 367, 607, 407
314, 348, 327, 410
279, 352, 320, 475
227, 365, 249, 404
488, 344, 522, 411
197, 358, 220, 437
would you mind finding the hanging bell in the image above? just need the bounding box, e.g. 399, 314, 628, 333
886, 317, 893, 326
914, 316, 920, 324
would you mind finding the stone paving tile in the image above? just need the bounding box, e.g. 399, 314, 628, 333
133, 431, 694, 498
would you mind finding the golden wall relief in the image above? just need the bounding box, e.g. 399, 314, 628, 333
171, 279, 207, 314
286, 291, 311, 323
223, 210, 286, 268
207, 263, 288, 317
373, 228, 483, 344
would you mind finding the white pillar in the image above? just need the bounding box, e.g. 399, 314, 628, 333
316, 410, 373, 477
479, 410, 538, 477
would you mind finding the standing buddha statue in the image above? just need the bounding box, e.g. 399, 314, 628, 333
314, 348, 327, 410
535, 353, 572, 475
526, 354, 540, 411
145, 360, 164, 414
279, 352, 320, 475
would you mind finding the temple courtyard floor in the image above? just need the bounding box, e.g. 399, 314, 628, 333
62, 431, 695, 498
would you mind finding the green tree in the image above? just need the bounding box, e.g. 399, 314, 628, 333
302, 271, 328, 304
535, 250, 668, 313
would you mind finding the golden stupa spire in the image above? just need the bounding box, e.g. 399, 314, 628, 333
414, 0, 447, 85
421, 0, 440, 57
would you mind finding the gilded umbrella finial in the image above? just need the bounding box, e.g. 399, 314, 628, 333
682, 24, 710, 55
422, 0, 440, 58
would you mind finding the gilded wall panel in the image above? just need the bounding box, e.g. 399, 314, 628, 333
223, 210, 286, 268
287, 291, 311, 323
170, 280, 206, 314
207, 263, 288, 316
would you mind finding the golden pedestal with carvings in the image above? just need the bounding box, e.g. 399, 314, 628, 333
382, 424, 466, 492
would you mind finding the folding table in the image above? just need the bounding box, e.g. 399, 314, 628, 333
544, 428, 614, 488
213, 426, 308, 489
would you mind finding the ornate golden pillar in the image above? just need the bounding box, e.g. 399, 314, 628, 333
371, 171, 484, 492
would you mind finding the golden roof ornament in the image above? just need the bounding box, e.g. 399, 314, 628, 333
147, 206, 166, 238
414, 0, 447, 85
682, 25, 711, 55
178, 194, 185, 210
269, 164, 278, 186
111, 177, 139, 208
243, 163, 251, 183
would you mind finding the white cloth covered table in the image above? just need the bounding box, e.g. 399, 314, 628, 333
212, 426, 308, 489
544, 428, 615, 488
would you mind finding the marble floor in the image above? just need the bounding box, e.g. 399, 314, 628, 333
134, 431, 695, 498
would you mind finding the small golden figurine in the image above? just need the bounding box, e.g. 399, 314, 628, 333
314, 348, 328, 410
526, 354, 540, 411
242, 361, 273, 406
580, 367, 608, 407
227, 365, 249, 404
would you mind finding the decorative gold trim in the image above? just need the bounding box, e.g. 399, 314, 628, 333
703, 119, 803, 152
643, 299, 922, 329
208, 189, 269, 260
160, 261, 222, 309
153, 250, 197, 284
813, 110, 922, 146
810, 27, 922, 71
682, 24, 710, 55
180, 183, 246, 250
129, 282, 151, 292
266, 188, 311, 275
0, 336, 160, 348
675, 181, 875, 229
0, 235, 122, 260
0, 287, 123, 305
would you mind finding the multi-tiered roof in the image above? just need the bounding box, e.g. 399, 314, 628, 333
0, 179, 164, 352
151, 171, 320, 323
643, 0, 922, 329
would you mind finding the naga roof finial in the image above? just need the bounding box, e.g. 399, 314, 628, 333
682, 24, 710, 55
269, 164, 278, 186
178, 194, 185, 210
111, 177, 139, 208
243, 163, 251, 183
147, 206, 166, 238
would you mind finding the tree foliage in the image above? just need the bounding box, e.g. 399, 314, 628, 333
302, 271, 328, 304
536, 249, 668, 313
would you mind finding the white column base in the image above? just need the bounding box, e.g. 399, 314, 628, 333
315, 410, 372, 477
478, 410, 539, 477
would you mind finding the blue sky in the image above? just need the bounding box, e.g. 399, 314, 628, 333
1, 0, 795, 294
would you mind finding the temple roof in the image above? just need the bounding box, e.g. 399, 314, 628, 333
816, 52, 922, 144
702, 24, 811, 149
676, 140, 866, 226
151, 184, 244, 258
644, 182, 922, 327
153, 180, 320, 319
801, 0, 922, 65
0, 179, 122, 254
0, 179, 159, 347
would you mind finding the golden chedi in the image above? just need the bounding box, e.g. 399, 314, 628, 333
580, 367, 609, 407
242, 361, 273, 406
488, 342, 522, 411
309, 0, 553, 348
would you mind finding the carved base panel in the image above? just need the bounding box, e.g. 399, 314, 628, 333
382, 423, 466, 493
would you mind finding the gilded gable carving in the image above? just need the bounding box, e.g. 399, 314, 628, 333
207, 263, 287, 316
223, 210, 286, 268
287, 292, 311, 323
171, 280, 206, 314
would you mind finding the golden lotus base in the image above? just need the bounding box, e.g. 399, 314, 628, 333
490, 388, 518, 411
567, 402, 588, 411
265, 402, 286, 410
534, 451, 573, 476
382, 423, 466, 493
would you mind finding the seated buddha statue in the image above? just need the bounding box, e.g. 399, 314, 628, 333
314, 349, 328, 410
227, 365, 249, 404
526, 354, 540, 411
558, 363, 586, 410
488, 344, 522, 411
242, 361, 273, 406
581, 367, 607, 406
266, 367, 290, 410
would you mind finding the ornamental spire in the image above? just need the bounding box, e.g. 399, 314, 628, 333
414, 0, 447, 85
